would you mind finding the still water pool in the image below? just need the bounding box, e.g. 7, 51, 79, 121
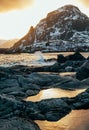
26, 87, 87, 130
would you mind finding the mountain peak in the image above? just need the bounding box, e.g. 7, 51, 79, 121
9, 5, 89, 53
47, 5, 80, 18
57, 5, 80, 12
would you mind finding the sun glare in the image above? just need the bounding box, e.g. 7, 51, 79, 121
0, 0, 89, 40
0, 9, 33, 40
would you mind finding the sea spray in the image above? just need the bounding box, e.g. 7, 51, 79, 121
34, 51, 45, 62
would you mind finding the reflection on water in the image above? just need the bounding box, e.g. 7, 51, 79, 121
35, 110, 89, 130
26, 87, 87, 130
59, 72, 76, 77
26, 88, 85, 102
0, 53, 56, 67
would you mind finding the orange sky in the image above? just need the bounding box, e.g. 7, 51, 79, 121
0, 0, 33, 12
0, 0, 89, 40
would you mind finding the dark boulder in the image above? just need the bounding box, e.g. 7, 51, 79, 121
76, 60, 89, 80
37, 98, 71, 121
81, 77, 89, 86
57, 54, 67, 63
87, 56, 89, 60
71, 89, 89, 109
0, 94, 71, 122
65, 66, 74, 72
51, 76, 82, 90
46, 58, 56, 62
61, 60, 85, 70
0, 94, 23, 119
0, 117, 40, 130
66, 51, 85, 61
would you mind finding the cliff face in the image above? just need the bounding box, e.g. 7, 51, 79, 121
10, 5, 89, 53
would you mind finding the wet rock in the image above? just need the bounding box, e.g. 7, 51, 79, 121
0, 67, 11, 79
26, 89, 40, 96
87, 56, 89, 60
81, 77, 89, 86
37, 98, 71, 121
46, 58, 56, 62
61, 60, 84, 70
31, 62, 61, 72
0, 71, 8, 78
0, 71, 84, 99
17, 75, 40, 90
22, 101, 43, 120
66, 51, 86, 61
50, 76, 82, 90
1, 88, 89, 125
10, 65, 31, 75
0, 79, 19, 89
65, 66, 74, 72
28, 73, 82, 90
0, 117, 40, 130
49, 62, 61, 72
71, 90, 89, 109
0, 94, 23, 119
57, 54, 67, 63
9, 91, 25, 97
76, 60, 89, 80
0, 94, 71, 122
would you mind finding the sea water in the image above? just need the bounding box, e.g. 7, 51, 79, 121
0, 52, 89, 130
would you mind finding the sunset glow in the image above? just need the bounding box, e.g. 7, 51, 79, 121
0, 0, 89, 40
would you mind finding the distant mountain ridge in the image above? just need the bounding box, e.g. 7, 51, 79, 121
0, 39, 19, 48
0, 40, 7, 45
9, 5, 89, 53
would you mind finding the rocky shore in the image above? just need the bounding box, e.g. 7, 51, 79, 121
1, 52, 89, 130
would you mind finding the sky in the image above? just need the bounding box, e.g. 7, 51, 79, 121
0, 0, 89, 40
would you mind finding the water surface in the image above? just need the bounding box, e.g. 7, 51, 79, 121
35, 110, 89, 130
26, 88, 85, 102
0, 52, 88, 67
26, 87, 87, 130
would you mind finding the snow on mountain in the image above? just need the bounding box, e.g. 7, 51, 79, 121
9, 5, 89, 53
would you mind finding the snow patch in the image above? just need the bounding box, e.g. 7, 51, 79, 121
72, 15, 79, 20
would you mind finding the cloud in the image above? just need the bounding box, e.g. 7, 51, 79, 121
0, 0, 33, 12
77, 0, 89, 7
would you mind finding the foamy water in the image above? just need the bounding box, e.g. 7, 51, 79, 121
0, 52, 56, 67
